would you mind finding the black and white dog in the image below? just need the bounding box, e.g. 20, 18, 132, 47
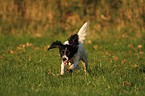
48, 22, 88, 75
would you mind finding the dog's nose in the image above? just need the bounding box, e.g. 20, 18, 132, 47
62, 58, 67, 61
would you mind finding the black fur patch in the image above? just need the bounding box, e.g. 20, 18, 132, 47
68, 34, 79, 48
48, 40, 62, 50
48, 34, 79, 61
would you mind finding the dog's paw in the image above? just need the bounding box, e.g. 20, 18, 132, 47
57, 74, 60, 77
67, 68, 73, 73
57, 74, 64, 77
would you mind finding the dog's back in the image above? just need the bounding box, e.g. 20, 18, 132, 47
63, 22, 88, 45
63, 22, 88, 61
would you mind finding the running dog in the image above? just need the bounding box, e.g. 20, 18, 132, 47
48, 22, 88, 75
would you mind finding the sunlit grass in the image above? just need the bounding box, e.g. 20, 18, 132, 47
0, 33, 145, 95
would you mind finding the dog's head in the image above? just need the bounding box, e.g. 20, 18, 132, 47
48, 34, 79, 62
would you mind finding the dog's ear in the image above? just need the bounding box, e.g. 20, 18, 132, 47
48, 41, 63, 51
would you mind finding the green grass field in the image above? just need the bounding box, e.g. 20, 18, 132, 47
0, 31, 145, 96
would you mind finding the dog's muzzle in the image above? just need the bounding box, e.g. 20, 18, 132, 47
62, 58, 67, 61
62, 57, 71, 65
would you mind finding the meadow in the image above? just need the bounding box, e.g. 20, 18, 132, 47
1, 30, 145, 96
0, 0, 145, 96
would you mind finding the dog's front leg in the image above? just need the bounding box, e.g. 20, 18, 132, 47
67, 60, 79, 72
60, 62, 65, 75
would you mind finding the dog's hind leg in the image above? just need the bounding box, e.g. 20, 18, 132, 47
82, 56, 88, 73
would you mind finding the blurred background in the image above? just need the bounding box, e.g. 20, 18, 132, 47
0, 0, 145, 39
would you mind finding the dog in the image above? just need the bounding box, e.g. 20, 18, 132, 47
48, 22, 88, 76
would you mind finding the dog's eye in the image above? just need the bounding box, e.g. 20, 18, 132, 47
61, 51, 64, 54
66, 51, 70, 55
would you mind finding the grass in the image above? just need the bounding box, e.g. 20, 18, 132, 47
0, 32, 145, 96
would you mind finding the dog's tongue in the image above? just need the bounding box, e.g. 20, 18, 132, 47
64, 61, 70, 65
64, 61, 68, 65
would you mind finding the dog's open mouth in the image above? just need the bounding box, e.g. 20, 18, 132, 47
63, 61, 69, 65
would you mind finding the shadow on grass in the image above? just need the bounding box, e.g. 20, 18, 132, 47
139, 69, 145, 73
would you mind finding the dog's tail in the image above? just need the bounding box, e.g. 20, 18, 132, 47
77, 22, 88, 43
